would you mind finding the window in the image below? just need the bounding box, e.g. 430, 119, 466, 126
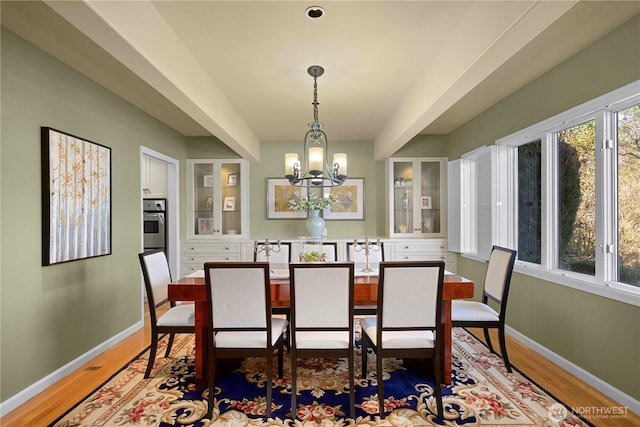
557, 121, 596, 276
616, 104, 640, 286
452, 80, 640, 303
517, 140, 541, 264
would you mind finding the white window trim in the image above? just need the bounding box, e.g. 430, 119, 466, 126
494, 80, 640, 306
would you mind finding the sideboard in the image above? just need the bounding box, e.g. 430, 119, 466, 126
180, 237, 456, 277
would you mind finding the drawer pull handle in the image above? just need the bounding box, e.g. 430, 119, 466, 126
403, 246, 409, 249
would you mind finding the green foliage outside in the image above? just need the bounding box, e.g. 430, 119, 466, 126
558, 105, 640, 286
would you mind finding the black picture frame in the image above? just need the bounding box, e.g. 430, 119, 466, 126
41, 127, 112, 265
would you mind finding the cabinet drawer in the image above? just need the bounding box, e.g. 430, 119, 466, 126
182, 253, 241, 263
394, 253, 449, 261
394, 240, 447, 254
182, 243, 242, 254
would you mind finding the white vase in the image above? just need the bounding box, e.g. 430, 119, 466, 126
305, 209, 325, 237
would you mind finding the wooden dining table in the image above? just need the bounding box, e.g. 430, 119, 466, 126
168, 269, 474, 387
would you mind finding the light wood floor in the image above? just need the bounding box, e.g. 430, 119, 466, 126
1, 316, 637, 426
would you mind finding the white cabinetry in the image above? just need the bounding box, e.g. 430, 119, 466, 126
389, 239, 456, 272
187, 159, 249, 238
386, 157, 447, 237
181, 242, 243, 276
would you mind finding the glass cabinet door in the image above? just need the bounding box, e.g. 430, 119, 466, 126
220, 162, 242, 236
188, 159, 248, 238
389, 158, 445, 237
392, 161, 414, 234
193, 163, 216, 235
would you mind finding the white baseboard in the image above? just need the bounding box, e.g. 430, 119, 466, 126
0, 321, 143, 417
506, 326, 640, 415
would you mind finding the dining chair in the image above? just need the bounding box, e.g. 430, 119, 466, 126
203, 262, 287, 418
451, 245, 517, 372
138, 249, 195, 379
360, 261, 446, 419
289, 262, 355, 419
254, 241, 292, 264
321, 242, 338, 261
346, 240, 384, 272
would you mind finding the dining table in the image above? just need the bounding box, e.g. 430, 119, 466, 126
168, 266, 474, 388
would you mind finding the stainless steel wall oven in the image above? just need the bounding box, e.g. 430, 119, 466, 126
143, 199, 166, 254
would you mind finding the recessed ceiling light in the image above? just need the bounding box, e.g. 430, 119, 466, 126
305, 6, 325, 19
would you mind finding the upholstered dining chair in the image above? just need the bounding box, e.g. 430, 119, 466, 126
289, 262, 356, 418
346, 240, 384, 272
138, 249, 195, 379
451, 245, 517, 372
254, 241, 292, 264
320, 242, 338, 261
203, 262, 287, 418
360, 261, 446, 419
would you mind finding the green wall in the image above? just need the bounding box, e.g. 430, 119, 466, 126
0, 28, 188, 401
448, 15, 640, 399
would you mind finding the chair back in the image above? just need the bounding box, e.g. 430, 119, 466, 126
290, 263, 354, 329
378, 261, 444, 330
254, 242, 291, 263
204, 262, 271, 333
483, 246, 517, 310
139, 249, 172, 309
321, 242, 338, 262
346, 241, 384, 268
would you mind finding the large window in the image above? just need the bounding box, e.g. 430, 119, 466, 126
452, 81, 640, 302
616, 105, 640, 286
557, 121, 596, 276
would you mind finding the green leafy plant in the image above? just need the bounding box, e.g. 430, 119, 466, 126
299, 251, 327, 262
288, 193, 337, 211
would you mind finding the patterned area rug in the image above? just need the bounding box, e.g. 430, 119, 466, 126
49, 328, 592, 426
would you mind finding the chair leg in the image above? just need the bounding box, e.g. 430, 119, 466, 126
433, 353, 443, 419
361, 335, 369, 379
277, 338, 284, 379
206, 353, 216, 419
290, 353, 297, 418
164, 333, 175, 358
483, 328, 495, 353
349, 351, 355, 419
145, 334, 158, 378
498, 327, 512, 372
377, 351, 385, 419
266, 353, 273, 418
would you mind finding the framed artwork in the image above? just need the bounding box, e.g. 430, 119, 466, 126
197, 218, 215, 234
41, 127, 111, 265
421, 196, 432, 209
226, 173, 238, 186
266, 178, 307, 219
323, 178, 365, 220
223, 196, 236, 211
203, 175, 214, 187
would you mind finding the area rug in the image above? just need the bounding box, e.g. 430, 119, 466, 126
49, 328, 592, 426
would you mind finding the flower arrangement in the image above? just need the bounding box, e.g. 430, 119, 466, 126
288, 193, 337, 211
299, 251, 327, 262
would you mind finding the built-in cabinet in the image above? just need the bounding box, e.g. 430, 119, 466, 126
180, 157, 456, 277
386, 157, 446, 237
186, 159, 249, 239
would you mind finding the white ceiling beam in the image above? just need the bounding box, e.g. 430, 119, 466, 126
44, 0, 260, 161
373, 0, 578, 160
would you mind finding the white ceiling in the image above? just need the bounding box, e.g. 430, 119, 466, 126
2, 1, 639, 161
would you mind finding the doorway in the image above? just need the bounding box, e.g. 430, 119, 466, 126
140, 147, 180, 278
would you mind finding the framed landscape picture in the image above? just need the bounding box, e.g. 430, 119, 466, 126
41, 127, 111, 265
323, 178, 365, 220
266, 178, 307, 219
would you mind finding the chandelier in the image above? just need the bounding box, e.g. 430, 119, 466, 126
285, 65, 347, 187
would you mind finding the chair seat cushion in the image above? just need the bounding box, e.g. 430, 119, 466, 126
451, 300, 499, 322
360, 318, 435, 349
294, 331, 350, 349
215, 318, 288, 348
157, 304, 195, 327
